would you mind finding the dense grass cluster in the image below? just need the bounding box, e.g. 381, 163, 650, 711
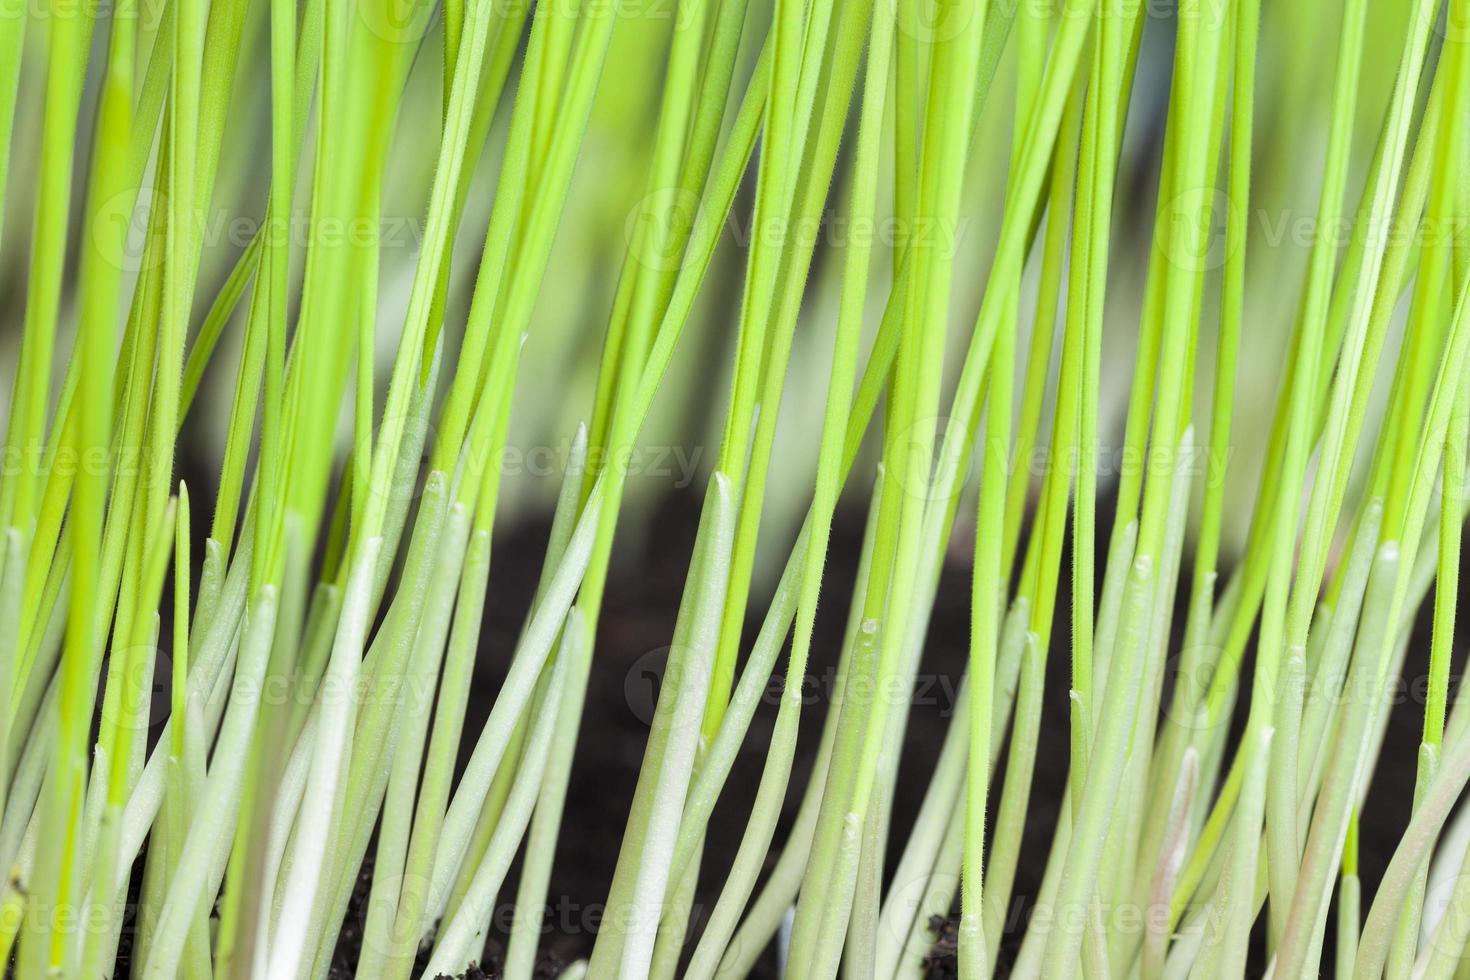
2, 0, 1470, 976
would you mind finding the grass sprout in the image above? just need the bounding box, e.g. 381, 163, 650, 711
2, 0, 1470, 977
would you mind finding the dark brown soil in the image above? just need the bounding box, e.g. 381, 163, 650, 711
415, 487, 979, 977
103, 453, 1468, 977
451, 489, 1459, 978
438, 488, 1033, 977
